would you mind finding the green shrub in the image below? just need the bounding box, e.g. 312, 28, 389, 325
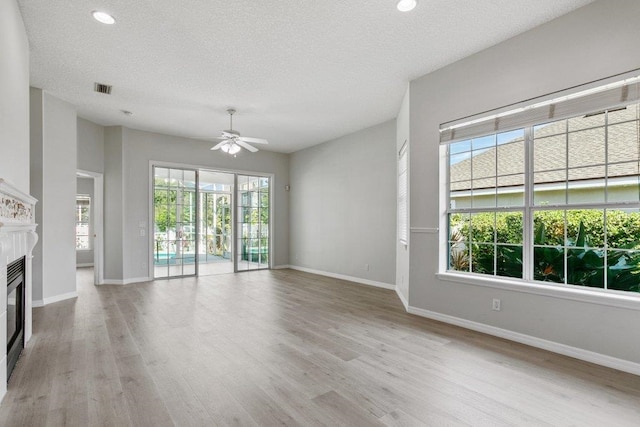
449, 211, 640, 292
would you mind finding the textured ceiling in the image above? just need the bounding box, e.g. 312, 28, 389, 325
18, 0, 595, 153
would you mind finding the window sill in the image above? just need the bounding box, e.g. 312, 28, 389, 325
436, 272, 640, 311
76, 249, 92, 252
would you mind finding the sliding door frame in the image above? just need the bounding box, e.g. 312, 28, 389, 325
151, 165, 199, 279
148, 160, 274, 278
234, 174, 272, 272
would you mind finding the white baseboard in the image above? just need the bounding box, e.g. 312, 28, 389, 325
288, 265, 395, 290
272, 265, 291, 270
100, 280, 124, 285
32, 291, 78, 307
406, 305, 640, 376
76, 263, 94, 268
396, 286, 409, 310
101, 276, 152, 285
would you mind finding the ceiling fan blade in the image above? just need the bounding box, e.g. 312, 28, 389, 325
235, 140, 259, 152
238, 136, 268, 144
210, 140, 231, 150
189, 136, 218, 140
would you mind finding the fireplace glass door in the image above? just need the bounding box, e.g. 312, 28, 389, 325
6, 257, 25, 380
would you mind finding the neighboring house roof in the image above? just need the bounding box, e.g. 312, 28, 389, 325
450, 106, 640, 191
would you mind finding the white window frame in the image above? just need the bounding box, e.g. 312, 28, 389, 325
76, 194, 91, 251
440, 72, 640, 301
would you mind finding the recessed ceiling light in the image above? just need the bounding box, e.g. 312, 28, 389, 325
92, 11, 116, 25
397, 0, 417, 12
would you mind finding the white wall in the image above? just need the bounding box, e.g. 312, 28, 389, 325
396, 87, 410, 304
289, 120, 396, 286
30, 89, 78, 304
103, 127, 290, 282
0, 0, 30, 193
405, 0, 640, 367
76, 177, 94, 266
0, 0, 30, 402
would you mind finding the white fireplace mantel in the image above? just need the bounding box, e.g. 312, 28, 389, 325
0, 179, 38, 401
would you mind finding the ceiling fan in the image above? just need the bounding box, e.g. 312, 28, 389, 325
210, 109, 268, 155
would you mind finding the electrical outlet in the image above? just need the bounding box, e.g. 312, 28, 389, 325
365, 263, 370, 271
492, 298, 501, 311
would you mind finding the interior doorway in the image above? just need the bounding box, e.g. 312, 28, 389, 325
75, 170, 104, 285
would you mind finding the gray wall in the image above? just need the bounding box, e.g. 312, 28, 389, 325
76, 177, 94, 266
405, 0, 640, 364
29, 89, 43, 301
103, 126, 290, 281
78, 117, 105, 173
30, 89, 78, 302
289, 120, 396, 285
104, 127, 124, 280
0, 0, 30, 193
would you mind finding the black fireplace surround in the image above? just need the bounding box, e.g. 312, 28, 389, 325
6, 256, 25, 381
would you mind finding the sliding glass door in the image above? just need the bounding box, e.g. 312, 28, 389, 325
153, 167, 271, 277
198, 171, 234, 275
153, 167, 198, 278
236, 175, 270, 271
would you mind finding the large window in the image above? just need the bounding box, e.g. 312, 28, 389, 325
76, 195, 91, 250
446, 102, 640, 294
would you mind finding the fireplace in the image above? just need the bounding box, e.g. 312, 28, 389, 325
6, 257, 25, 380
0, 178, 38, 400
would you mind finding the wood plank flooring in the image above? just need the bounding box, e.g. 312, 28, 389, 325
0, 267, 639, 426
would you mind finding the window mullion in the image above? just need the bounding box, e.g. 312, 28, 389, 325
494, 139, 498, 277
604, 111, 609, 289
523, 126, 534, 281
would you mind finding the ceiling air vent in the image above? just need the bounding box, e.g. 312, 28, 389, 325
94, 82, 112, 95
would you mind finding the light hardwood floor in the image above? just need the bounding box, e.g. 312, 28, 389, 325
0, 268, 639, 426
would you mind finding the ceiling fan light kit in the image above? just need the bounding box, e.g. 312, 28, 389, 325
209, 109, 269, 155
220, 141, 241, 155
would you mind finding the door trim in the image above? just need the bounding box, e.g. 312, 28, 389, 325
77, 169, 104, 285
